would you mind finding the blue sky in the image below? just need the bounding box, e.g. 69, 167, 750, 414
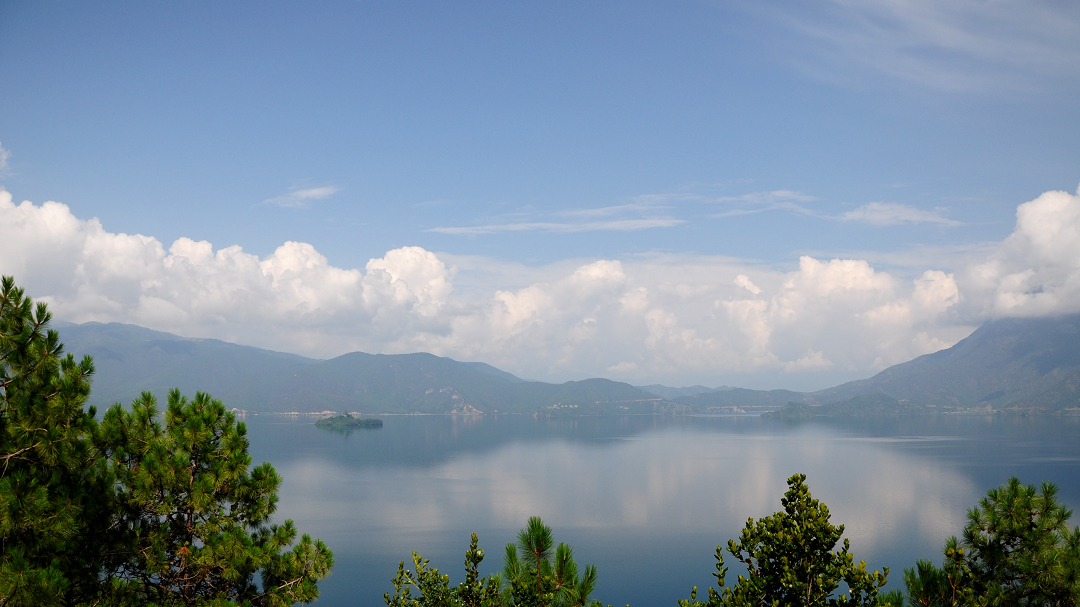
2, 1, 1079, 389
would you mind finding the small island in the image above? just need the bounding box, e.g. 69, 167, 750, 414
315, 415, 383, 430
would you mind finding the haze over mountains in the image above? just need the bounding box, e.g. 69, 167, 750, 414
59, 314, 1080, 415
806, 314, 1080, 413
60, 322, 671, 415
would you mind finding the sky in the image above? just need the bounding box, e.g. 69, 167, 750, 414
1, 1, 1079, 390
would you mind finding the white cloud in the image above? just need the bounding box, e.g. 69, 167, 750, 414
841, 202, 960, 226
734, 274, 762, 295
961, 184, 1080, 318
784, 350, 832, 372
262, 185, 341, 209
3, 184, 1079, 387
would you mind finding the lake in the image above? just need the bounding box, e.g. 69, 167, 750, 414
243, 414, 1080, 606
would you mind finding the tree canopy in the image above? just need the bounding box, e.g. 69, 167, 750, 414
384, 518, 601, 607
0, 275, 333, 607
680, 473, 889, 607
0, 275, 107, 606
905, 477, 1080, 607
99, 390, 333, 606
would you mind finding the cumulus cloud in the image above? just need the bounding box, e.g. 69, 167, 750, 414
734, 274, 762, 295
841, 202, 960, 226
2, 185, 1079, 387
262, 185, 341, 209
961, 185, 1080, 318
0, 142, 11, 175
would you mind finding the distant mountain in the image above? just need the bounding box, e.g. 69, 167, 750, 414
806, 314, 1080, 413
637, 384, 731, 399
58, 314, 1080, 417
59, 322, 315, 411
670, 388, 805, 412
60, 322, 667, 414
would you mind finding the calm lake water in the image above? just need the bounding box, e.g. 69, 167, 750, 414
243, 414, 1080, 607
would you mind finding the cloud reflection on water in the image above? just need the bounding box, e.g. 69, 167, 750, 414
274, 423, 977, 561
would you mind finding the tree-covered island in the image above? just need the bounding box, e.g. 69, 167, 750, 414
315, 414, 384, 430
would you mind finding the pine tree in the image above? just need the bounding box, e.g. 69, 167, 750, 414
501, 517, 600, 607
0, 276, 108, 606
680, 473, 889, 607
902, 538, 983, 607
959, 477, 1080, 606
98, 389, 334, 606
385, 520, 600, 607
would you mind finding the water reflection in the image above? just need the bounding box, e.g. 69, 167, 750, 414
243, 415, 1080, 607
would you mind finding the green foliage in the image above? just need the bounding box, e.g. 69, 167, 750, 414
680, 473, 889, 607
0, 276, 108, 606
385, 519, 602, 607
501, 517, 599, 607
959, 477, 1080, 606
314, 415, 383, 430
902, 477, 1080, 607
1, 276, 334, 606
98, 390, 334, 606
384, 533, 502, 607
902, 539, 983, 607
877, 588, 905, 607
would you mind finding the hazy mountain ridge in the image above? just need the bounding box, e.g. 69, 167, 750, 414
59, 315, 1080, 415
60, 322, 315, 410
61, 322, 660, 414
670, 388, 804, 412
805, 314, 1080, 413
637, 384, 731, 399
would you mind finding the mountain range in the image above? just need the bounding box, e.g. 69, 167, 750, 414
57, 314, 1080, 415
58, 322, 675, 415
801, 314, 1080, 414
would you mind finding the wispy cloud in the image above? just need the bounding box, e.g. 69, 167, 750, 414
709, 189, 960, 227
431, 188, 959, 235
715, 190, 818, 205
262, 185, 341, 209
0, 141, 11, 176
428, 217, 684, 235
841, 202, 960, 226
556, 201, 663, 219
431, 195, 685, 235
710, 189, 819, 218
750, 0, 1080, 92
